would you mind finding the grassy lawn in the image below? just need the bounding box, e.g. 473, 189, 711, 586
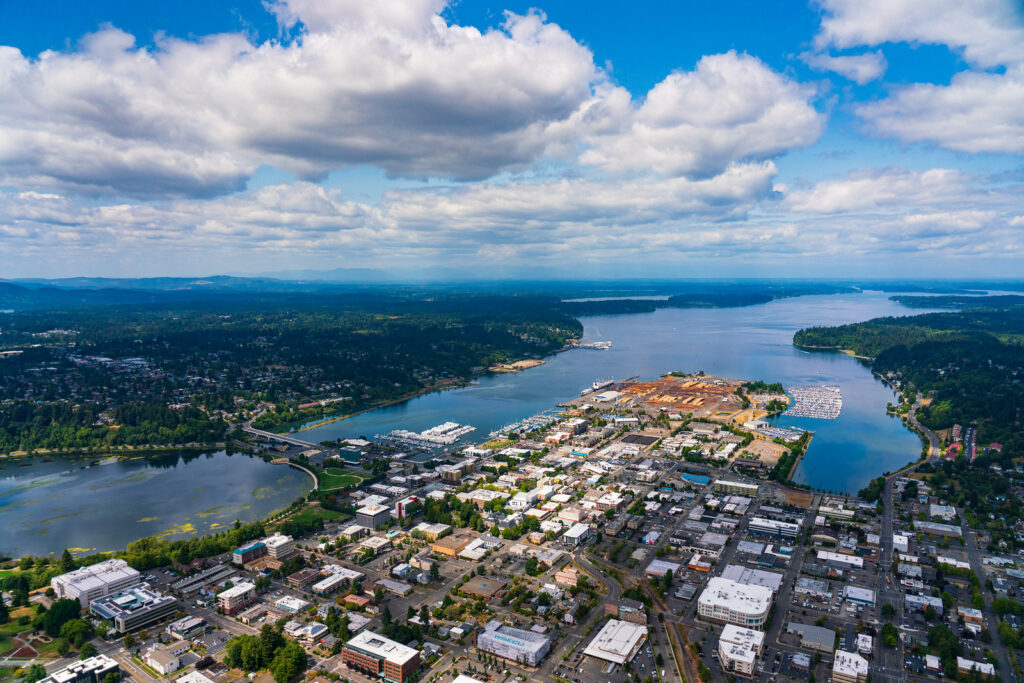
0, 613, 30, 657
318, 468, 371, 490
275, 504, 349, 529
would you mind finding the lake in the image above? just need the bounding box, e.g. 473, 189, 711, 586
0, 451, 311, 557
299, 291, 939, 494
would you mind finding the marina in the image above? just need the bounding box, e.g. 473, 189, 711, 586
377, 421, 476, 448
752, 424, 807, 443
576, 340, 613, 350
489, 410, 561, 438
784, 385, 843, 419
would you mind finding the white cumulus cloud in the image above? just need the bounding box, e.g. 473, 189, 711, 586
813, 0, 1024, 154
0, 3, 602, 198
580, 52, 824, 178
799, 50, 886, 85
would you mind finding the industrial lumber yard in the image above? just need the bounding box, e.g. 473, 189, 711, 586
5, 370, 1019, 683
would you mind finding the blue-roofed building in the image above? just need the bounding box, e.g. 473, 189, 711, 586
233, 541, 267, 565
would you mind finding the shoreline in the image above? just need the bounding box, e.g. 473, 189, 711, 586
793, 342, 874, 361
282, 345, 574, 435
0, 442, 227, 461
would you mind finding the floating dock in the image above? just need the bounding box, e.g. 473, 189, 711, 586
377, 422, 476, 447
489, 410, 560, 438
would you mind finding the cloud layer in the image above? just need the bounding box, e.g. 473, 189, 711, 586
0, 0, 1022, 276
816, 0, 1024, 154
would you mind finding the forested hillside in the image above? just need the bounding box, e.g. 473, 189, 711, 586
794, 299, 1024, 455
0, 295, 582, 451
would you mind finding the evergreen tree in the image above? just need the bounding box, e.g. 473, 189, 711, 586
59, 549, 76, 573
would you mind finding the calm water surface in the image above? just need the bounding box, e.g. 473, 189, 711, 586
300, 292, 940, 494
0, 451, 310, 557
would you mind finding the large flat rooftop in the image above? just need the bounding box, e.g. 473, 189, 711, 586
345, 630, 419, 665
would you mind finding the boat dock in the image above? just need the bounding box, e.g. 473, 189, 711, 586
377, 422, 476, 448
489, 410, 560, 438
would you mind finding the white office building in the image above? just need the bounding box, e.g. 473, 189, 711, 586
356, 504, 392, 530
817, 550, 864, 569
263, 533, 296, 560
562, 523, 591, 547
52, 559, 141, 606
833, 650, 869, 683
748, 517, 800, 539
42, 655, 120, 683
697, 577, 772, 629
713, 480, 760, 496
843, 586, 875, 606
218, 581, 256, 614
718, 624, 765, 677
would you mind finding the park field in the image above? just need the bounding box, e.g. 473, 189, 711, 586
319, 468, 372, 491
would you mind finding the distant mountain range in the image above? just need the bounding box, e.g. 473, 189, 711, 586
2, 274, 1022, 311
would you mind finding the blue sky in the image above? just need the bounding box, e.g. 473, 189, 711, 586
0, 0, 1022, 279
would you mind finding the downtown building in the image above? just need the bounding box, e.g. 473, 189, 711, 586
52, 559, 141, 606
43, 655, 120, 683
697, 577, 772, 629
263, 534, 296, 561
356, 504, 392, 530
217, 581, 256, 615
475, 620, 552, 667
747, 517, 800, 539
718, 624, 765, 677
89, 584, 178, 633
342, 631, 421, 683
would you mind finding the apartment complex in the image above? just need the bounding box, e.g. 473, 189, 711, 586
263, 534, 296, 560
718, 624, 765, 677
232, 541, 267, 566
604, 599, 648, 625
217, 581, 256, 615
